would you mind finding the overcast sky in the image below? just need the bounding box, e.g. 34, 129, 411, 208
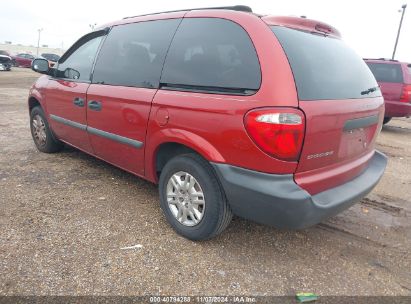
0, 0, 409, 61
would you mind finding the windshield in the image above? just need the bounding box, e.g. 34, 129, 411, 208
271, 26, 381, 100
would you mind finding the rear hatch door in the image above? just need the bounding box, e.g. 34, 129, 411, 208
271, 26, 384, 195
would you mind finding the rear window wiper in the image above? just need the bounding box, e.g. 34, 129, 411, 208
361, 86, 380, 95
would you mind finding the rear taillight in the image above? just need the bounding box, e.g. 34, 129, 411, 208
244, 108, 305, 161
400, 84, 411, 103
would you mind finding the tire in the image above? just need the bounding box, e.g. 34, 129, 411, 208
159, 153, 232, 241
30, 106, 63, 153
383, 117, 392, 125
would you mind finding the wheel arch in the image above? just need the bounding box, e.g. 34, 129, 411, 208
28, 96, 41, 112
146, 130, 226, 183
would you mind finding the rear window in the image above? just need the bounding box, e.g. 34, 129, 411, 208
366, 63, 403, 83
271, 26, 380, 100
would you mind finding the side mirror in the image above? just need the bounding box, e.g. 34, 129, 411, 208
64, 68, 80, 80
31, 58, 49, 74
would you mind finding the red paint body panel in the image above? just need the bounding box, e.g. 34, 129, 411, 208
145, 90, 298, 182
29, 10, 385, 200
262, 15, 341, 38
46, 79, 93, 153
384, 99, 411, 117
295, 98, 384, 194
86, 84, 155, 176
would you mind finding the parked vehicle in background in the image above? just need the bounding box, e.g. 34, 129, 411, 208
12, 53, 35, 68
41, 53, 60, 68
0, 50, 12, 56
0, 55, 12, 71
28, 6, 387, 240
365, 58, 411, 124
0, 50, 16, 66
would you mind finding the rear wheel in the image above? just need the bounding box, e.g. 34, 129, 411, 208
383, 117, 392, 125
30, 106, 63, 153
159, 153, 232, 241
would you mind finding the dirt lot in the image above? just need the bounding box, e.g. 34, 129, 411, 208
0, 68, 410, 296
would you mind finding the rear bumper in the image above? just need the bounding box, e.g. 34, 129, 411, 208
211, 151, 387, 229
385, 100, 411, 117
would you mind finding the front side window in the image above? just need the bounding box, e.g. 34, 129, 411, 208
55, 36, 103, 81
366, 63, 404, 83
161, 18, 261, 94
92, 19, 181, 88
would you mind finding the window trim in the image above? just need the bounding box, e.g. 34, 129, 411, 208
159, 83, 257, 96
159, 17, 262, 96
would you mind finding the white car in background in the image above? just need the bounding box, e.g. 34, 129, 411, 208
0, 54, 12, 71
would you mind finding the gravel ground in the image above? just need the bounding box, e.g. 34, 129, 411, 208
0, 68, 410, 296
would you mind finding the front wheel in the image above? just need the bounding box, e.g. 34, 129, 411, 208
30, 106, 64, 153
383, 117, 392, 125
159, 154, 232, 241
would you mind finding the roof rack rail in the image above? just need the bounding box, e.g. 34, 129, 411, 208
123, 5, 253, 19
378, 58, 399, 62
363, 58, 399, 62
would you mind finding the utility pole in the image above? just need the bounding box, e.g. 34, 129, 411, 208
392, 4, 407, 60
89, 23, 97, 31
36, 28, 43, 57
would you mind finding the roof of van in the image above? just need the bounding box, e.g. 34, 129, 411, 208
122, 5, 254, 19
96, 5, 341, 39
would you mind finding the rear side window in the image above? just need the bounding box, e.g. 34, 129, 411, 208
366, 63, 404, 83
92, 19, 181, 88
271, 26, 380, 100
161, 18, 261, 95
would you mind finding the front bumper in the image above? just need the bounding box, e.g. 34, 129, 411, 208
385, 100, 411, 117
211, 151, 387, 229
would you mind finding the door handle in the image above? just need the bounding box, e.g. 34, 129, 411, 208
88, 100, 102, 111
73, 97, 84, 107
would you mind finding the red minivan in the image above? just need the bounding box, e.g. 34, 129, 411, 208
28, 6, 387, 240
365, 58, 411, 124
